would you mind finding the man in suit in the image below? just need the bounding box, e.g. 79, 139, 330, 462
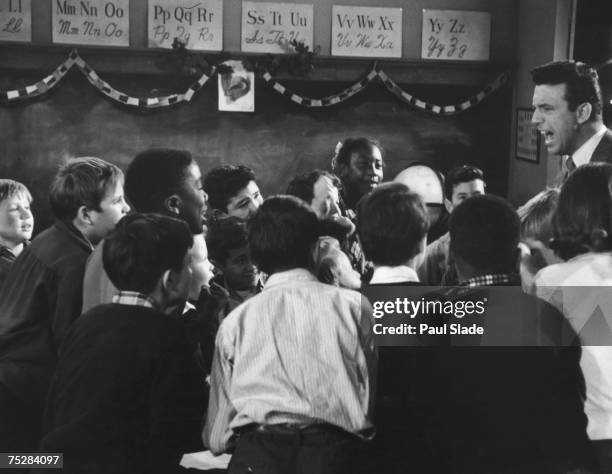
531, 60, 612, 185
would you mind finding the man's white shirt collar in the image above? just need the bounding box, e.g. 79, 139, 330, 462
370, 265, 419, 284
571, 124, 607, 167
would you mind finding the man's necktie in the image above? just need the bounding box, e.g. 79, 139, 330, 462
561, 155, 576, 184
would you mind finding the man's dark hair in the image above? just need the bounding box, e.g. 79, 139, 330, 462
204, 165, 256, 212
444, 165, 485, 200
449, 195, 520, 274
50, 157, 123, 221
551, 162, 612, 260
286, 170, 341, 204
248, 195, 318, 274
206, 216, 248, 265
356, 182, 429, 266
331, 137, 384, 171
531, 60, 603, 120
125, 149, 194, 213
103, 213, 193, 294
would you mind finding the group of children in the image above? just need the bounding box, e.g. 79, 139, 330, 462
0, 134, 611, 473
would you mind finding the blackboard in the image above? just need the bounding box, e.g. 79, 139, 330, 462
1, 68, 511, 234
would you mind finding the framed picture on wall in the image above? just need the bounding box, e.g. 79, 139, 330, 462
218, 60, 255, 112
516, 107, 540, 163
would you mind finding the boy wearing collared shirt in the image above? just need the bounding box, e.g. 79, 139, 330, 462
203, 196, 376, 474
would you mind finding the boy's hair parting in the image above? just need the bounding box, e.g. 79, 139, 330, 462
331, 137, 384, 172
551, 162, 612, 260
49, 157, 123, 221
248, 195, 319, 274
517, 187, 560, 242
125, 149, 194, 213
449, 194, 520, 274
0, 179, 33, 203
444, 165, 485, 200
103, 213, 193, 294
357, 182, 429, 266
286, 170, 342, 204
206, 216, 249, 265
531, 60, 602, 120
204, 164, 257, 212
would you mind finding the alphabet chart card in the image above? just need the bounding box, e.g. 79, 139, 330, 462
241, 1, 313, 54
421, 10, 490, 61
0, 0, 31, 42
52, 0, 130, 46
148, 0, 222, 51
331, 5, 402, 58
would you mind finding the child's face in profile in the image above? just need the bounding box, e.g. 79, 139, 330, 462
166, 249, 194, 317
0, 193, 34, 248
189, 233, 215, 300
88, 180, 130, 246
519, 238, 562, 290
332, 250, 362, 290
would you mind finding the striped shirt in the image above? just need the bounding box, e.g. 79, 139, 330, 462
203, 268, 376, 454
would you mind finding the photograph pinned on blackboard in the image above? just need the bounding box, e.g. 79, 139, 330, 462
218, 60, 255, 112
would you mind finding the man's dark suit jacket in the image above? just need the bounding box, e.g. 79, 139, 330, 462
555, 127, 612, 185
593, 128, 612, 163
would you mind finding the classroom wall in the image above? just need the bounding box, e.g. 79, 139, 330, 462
19, 0, 517, 61
507, 0, 573, 207
2, 0, 520, 232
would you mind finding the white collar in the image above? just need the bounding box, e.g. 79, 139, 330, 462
264, 268, 317, 289
572, 124, 607, 167
370, 265, 419, 284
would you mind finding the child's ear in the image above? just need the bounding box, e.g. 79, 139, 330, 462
164, 194, 183, 216
76, 205, 94, 226
513, 245, 523, 274
161, 268, 183, 297
161, 269, 172, 292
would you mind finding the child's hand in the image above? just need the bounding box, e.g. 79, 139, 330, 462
196, 282, 230, 324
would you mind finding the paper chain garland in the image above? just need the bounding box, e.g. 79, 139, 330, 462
0, 50, 509, 114
0, 50, 214, 108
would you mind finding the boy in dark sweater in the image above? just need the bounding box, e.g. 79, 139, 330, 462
38, 213, 206, 474
0, 157, 128, 453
